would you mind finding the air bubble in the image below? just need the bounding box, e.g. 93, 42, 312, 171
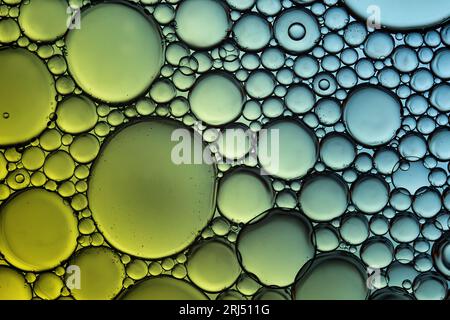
233, 13, 271, 52
343, 0, 450, 30
0, 267, 32, 300
274, 8, 320, 54
217, 168, 274, 224
343, 85, 401, 147
65, 2, 164, 103
0, 189, 78, 271
237, 209, 315, 287
18, 0, 68, 42
88, 119, 216, 259
293, 252, 368, 300
257, 118, 318, 180
299, 173, 349, 222
190, 71, 245, 126
175, 0, 230, 49
121, 276, 208, 300
187, 239, 240, 292
0, 48, 56, 146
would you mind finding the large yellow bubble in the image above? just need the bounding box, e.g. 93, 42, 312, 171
65, 2, 164, 103
0, 48, 56, 147
18, 0, 68, 42
0, 189, 78, 271
67, 247, 125, 300
0, 266, 32, 300
121, 277, 208, 300
88, 118, 217, 259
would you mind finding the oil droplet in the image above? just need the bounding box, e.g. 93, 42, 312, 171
343, 85, 401, 147
351, 175, 389, 214
253, 288, 291, 300
88, 118, 217, 259
34, 272, 64, 300
0, 189, 78, 271
65, 2, 164, 103
69, 134, 100, 164
175, 0, 231, 49
343, 0, 450, 30
18, 0, 68, 42
237, 209, 315, 287
288, 23, 306, 41
0, 153, 8, 181
0, 266, 32, 300
189, 71, 245, 126
187, 239, 241, 292
258, 118, 318, 180
0, 18, 20, 43
217, 168, 274, 224
293, 252, 369, 300
120, 276, 208, 300
0, 48, 56, 146
43, 151, 75, 182
274, 8, 320, 54
56, 95, 98, 134
67, 247, 125, 300
126, 259, 148, 281
233, 13, 271, 52
299, 173, 349, 222
320, 133, 356, 170
370, 287, 414, 300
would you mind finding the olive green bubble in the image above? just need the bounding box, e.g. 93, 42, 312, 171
65, 2, 164, 103
88, 118, 217, 259
0, 189, 78, 272
121, 276, 208, 300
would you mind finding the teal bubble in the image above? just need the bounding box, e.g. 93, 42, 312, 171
299, 173, 349, 222
257, 118, 318, 180
370, 287, 415, 300
320, 134, 355, 171
412, 187, 441, 219
245, 70, 276, 99
285, 84, 315, 114
324, 6, 349, 30
294, 55, 319, 79
274, 8, 320, 54
428, 128, 450, 161
314, 224, 340, 252
360, 236, 394, 269
314, 98, 341, 126
351, 175, 389, 214
344, 0, 450, 30
340, 213, 369, 245
233, 13, 271, 52
343, 85, 401, 147
430, 84, 450, 112
344, 22, 367, 47
389, 188, 412, 211
389, 213, 420, 243
364, 32, 394, 60
189, 71, 245, 126
399, 133, 427, 160
413, 272, 448, 300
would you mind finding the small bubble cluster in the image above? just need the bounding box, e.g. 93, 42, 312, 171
0, 0, 449, 300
